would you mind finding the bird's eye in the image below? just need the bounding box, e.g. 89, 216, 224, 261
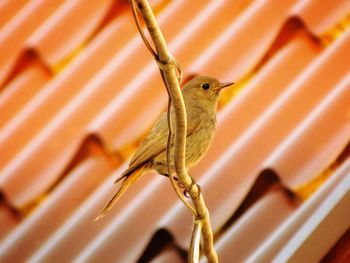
202, 83, 210, 90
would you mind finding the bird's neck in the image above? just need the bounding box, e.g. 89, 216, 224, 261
184, 97, 217, 123
185, 96, 218, 113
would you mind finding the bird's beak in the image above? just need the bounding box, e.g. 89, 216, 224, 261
216, 81, 234, 91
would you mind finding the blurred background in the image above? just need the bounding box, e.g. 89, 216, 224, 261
0, 0, 349, 262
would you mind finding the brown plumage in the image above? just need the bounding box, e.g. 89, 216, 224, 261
96, 76, 234, 220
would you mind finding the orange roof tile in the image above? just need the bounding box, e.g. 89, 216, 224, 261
0, 61, 51, 129
215, 190, 297, 262
0, 0, 65, 86
0, 0, 349, 262
249, 158, 350, 262
0, 0, 28, 30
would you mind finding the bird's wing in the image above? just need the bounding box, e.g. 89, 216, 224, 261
130, 114, 168, 165
121, 110, 201, 178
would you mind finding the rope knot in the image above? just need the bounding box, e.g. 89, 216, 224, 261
155, 55, 183, 83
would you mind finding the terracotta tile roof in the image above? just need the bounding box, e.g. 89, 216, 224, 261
0, 0, 349, 262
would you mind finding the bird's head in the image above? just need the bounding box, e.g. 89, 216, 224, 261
182, 75, 234, 108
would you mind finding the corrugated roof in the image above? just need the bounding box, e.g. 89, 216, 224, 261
0, 0, 349, 262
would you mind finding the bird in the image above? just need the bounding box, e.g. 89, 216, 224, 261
96, 75, 234, 220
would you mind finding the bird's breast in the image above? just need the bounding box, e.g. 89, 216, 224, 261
185, 117, 216, 166
151, 110, 216, 175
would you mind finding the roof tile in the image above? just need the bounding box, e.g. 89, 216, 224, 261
0, 0, 349, 261
248, 157, 350, 262
0, 61, 51, 129
0, 0, 65, 86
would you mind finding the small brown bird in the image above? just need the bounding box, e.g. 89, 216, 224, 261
97, 76, 234, 219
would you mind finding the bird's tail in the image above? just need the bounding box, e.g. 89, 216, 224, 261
95, 164, 146, 221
